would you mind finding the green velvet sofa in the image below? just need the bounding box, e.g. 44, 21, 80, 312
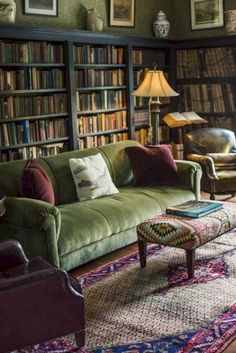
0, 140, 202, 270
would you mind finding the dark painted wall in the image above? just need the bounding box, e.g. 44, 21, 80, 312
9, 0, 236, 39
172, 0, 236, 39
13, 0, 172, 38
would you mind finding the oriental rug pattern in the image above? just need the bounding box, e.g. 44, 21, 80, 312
16, 230, 236, 353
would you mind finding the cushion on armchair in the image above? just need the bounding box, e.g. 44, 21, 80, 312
206, 153, 236, 170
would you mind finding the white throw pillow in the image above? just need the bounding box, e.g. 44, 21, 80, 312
69, 153, 119, 201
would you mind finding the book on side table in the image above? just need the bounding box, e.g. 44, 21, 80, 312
166, 200, 223, 218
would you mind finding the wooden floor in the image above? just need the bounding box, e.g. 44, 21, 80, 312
70, 192, 236, 353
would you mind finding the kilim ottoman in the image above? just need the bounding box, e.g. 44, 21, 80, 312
137, 202, 236, 279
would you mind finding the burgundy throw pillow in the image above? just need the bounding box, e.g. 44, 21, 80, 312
125, 145, 179, 186
20, 159, 55, 205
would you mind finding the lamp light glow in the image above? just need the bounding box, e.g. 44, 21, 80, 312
133, 69, 179, 144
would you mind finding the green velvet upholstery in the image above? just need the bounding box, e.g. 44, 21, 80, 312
0, 140, 202, 270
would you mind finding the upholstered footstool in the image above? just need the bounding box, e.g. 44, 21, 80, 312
137, 202, 236, 279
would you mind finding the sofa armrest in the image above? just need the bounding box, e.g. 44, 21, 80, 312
0, 197, 61, 266
186, 153, 218, 180
175, 160, 202, 200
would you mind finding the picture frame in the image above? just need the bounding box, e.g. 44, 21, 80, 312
109, 0, 135, 27
190, 0, 224, 30
24, 0, 58, 17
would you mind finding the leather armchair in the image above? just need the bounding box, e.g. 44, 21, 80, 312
185, 128, 236, 200
0, 240, 85, 353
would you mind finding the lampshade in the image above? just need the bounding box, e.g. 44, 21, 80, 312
133, 70, 179, 97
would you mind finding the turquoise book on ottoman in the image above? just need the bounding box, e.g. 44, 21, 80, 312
166, 200, 223, 218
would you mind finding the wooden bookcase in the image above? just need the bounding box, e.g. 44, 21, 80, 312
74, 43, 128, 149
175, 36, 236, 134
1, 24, 235, 161
0, 24, 177, 161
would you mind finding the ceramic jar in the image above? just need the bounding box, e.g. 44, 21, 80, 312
86, 8, 103, 32
224, 10, 236, 34
0, 0, 16, 23
153, 10, 170, 39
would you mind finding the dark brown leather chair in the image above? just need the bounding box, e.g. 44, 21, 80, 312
0, 240, 85, 353
185, 128, 236, 200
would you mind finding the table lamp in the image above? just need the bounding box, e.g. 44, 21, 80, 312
133, 69, 179, 144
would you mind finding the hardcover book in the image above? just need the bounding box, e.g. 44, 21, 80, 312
166, 200, 223, 218
163, 111, 207, 128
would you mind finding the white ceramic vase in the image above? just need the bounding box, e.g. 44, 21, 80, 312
0, 0, 16, 23
225, 10, 236, 34
86, 8, 103, 32
153, 10, 170, 39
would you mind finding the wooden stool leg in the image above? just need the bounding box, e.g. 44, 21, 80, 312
138, 240, 147, 267
186, 249, 195, 279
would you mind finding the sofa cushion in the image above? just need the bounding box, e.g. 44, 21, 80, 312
99, 140, 140, 187
57, 185, 195, 257
20, 159, 55, 205
69, 153, 119, 201
125, 145, 179, 186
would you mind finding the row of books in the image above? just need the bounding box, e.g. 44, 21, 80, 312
0, 143, 66, 162
77, 111, 127, 134
0, 68, 65, 91
0, 93, 67, 119
1, 118, 68, 146
134, 125, 170, 145
76, 90, 126, 111
134, 105, 172, 128
132, 49, 143, 65
0, 41, 64, 64
133, 68, 148, 86
134, 109, 149, 127
177, 47, 236, 79
74, 45, 124, 65
75, 69, 125, 87
78, 132, 128, 149
208, 116, 236, 131
178, 83, 236, 113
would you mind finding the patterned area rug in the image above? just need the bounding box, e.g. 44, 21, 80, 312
15, 230, 236, 353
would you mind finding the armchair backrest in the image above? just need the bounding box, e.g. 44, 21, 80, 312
185, 128, 236, 156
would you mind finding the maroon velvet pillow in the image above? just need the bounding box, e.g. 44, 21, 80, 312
125, 145, 179, 186
20, 159, 55, 205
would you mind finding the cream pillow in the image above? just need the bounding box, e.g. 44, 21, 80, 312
69, 153, 119, 201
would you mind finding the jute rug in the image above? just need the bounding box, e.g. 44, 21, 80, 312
16, 230, 236, 353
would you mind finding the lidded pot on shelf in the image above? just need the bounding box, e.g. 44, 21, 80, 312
153, 10, 170, 39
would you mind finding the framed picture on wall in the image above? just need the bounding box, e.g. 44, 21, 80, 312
109, 0, 136, 27
24, 0, 58, 17
190, 0, 224, 30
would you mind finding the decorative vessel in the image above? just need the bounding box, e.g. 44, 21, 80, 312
153, 10, 170, 39
224, 10, 236, 34
0, 0, 16, 23
86, 8, 103, 32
